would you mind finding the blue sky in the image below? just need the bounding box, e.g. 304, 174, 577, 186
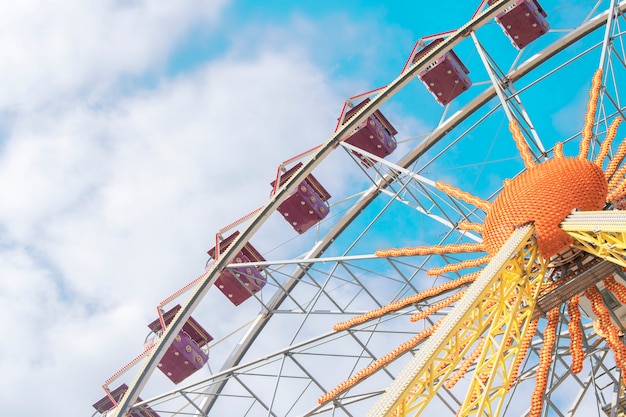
0, 1, 615, 416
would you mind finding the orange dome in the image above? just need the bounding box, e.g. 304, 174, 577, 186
483, 157, 607, 258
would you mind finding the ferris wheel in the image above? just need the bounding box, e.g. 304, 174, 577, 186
92, 1, 626, 416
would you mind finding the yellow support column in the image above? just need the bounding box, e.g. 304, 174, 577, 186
368, 224, 545, 417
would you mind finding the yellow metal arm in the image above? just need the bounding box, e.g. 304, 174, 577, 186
561, 210, 626, 268
368, 224, 546, 417
458, 237, 545, 416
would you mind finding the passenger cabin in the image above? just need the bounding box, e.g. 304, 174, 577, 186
271, 163, 331, 234
342, 98, 398, 167
92, 384, 160, 417
488, 0, 549, 49
147, 305, 213, 384
413, 37, 471, 106
207, 231, 267, 306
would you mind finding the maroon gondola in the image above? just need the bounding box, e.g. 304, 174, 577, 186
207, 231, 267, 306
147, 305, 213, 384
342, 98, 398, 167
413, 37, 471, 106
489, 0, 549, 49
271, 163, 331, 234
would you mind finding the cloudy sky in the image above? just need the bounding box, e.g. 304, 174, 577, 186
0, 1, 602, 416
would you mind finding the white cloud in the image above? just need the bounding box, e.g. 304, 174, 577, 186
0, 1, 443, 415
0, 0, 228, 109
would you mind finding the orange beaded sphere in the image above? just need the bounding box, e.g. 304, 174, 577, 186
483, 157, 607, 258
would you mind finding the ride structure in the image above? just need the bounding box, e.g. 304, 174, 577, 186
92, 1, 626, 416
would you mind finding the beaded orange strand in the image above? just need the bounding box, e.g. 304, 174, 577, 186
333, 272, 478, 331
567, 295, 584, 375
318, 319, 443, 404
445, 337, 486, 389
507, 317, 539, 391
529, 308, 559, 417
586, 286, 626, 373
579, 69, 603, 159
410, 290, 467, 322
604, 276, 626, 304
